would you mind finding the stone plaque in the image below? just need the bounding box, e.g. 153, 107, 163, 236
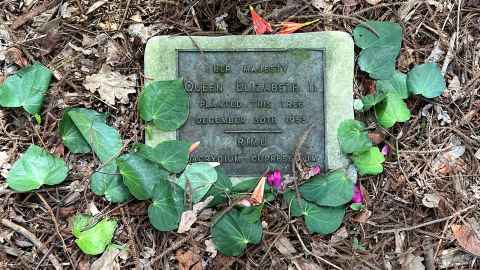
177, 49, 325, 176
144, 32, 354, 179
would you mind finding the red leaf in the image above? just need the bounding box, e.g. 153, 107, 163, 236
278, 19, 319, 34
249, 6, 272, 35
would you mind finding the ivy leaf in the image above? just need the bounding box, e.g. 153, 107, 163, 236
353, 21, 402, 50
59, 109, 91, 154
375, 93, 411, 128
117, 153, 168, 200
138, 80, 189, 131
177, 162, 218, 203
0, 63, 52, 114
68, 108, 123, 163
90, 163, 131, 203
283, 191, 345, 235
206, 168, 233, 207
407, 63, 446, 98
72, 215, 117, 255
134, 140, 191, 173
212, 209, 262, 256
7, 145, 68, 192
299, 170, 354, 207
352, 147, 385, 176
72, 214, 92, 238
361, 93, 386, 111
358, 46, 398, 80
376, 71, 409, 99
337, 120, 372, 154
148, 180, 185, 231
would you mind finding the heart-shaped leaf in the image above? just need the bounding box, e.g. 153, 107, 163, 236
352, 147, 385, 176
375, 93, 411, 128
148, 180, 185, 231
135, 140, 191, 173
117, 153, 168, 200
212, 209, 262, 256
90, 162, 131, 203
68, 108, 123, 163
353, 21, 402, 50
139, 79, 189, 131
206, 168, 233, 207
337, 119, 372, 154
299, 170, 354, 207
72, 214, 117, 255
177, 162, 218, 203
283, 191, 345, 235
407, 63, 446, 98
240, 204, 263, 224
59, 109, 91, 154
0, 63, 52, 114
361, 93, 386, 111
376, 71, 408, 99
358, 46, 399, 80
7, 145, 69, 192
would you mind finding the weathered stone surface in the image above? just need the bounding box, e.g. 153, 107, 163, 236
144, 32, 354, 177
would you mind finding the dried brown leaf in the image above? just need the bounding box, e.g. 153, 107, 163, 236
275, 236, 297, 256
83, 65, 136, 105
90, 247, 121, 270
368, 132, 384, 145
176, 249, 203, 270
6, 48, 28, 67
177, 196, 213, 233
451, 224, 480, 256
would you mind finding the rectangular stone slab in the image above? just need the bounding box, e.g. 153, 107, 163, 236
144, 32, 354, 178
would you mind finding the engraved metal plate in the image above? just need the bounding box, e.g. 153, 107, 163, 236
177, 49, 325, 176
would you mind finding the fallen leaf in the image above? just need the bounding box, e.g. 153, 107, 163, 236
87, 0, 108, 14
292, 258, 322, 270
366, 0, 383, 4
249, 6, 272, 35
352, 209, 371, 223
368, 132, 385, 145
106, 40, 128, 66
434, 104, 451, 125
177, 196, 214, 233
330, 226, 348, 243
215, 13, 229, 32
278, 19, 319, 34
451, 224, 480, 256
6, 48, 28, 67
83, 65, 137, 105
176, 249, 203, 270
275, 236, 297, 256
475, 148, 480, 160
250, 176, 266, 205
399, 253, 425, 270
90, 245, 122, 270
205, 239, 217, 258
422, 193, 440, 208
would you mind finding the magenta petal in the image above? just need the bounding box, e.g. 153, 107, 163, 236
351, 183, 363, 203
381, 145, 390, 156
310, 166, 321, 176
272, 169, 282, 189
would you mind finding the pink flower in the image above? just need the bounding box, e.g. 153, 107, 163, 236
381, 144, 390, 156
352, 182, 363, 203
309, 165, 321, 176
267, 169, 282, 190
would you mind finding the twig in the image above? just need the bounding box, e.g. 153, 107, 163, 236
37, 193, 75, 269
11, 0, 61, 30
291, 224, 342, 270
377, 205, 476, 234
120, 208, 140, 270
1, 218, 63, 270
150, 232, 198, 264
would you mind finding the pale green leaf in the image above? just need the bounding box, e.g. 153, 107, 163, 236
138, 80, 189, 131
361, 93, 386, 111
375, 93, 411, 128
337, 120, 372, 154
177, 162, 218, 203
73, 215, 117, 255
352, 147, 385, 176
59, 108, 91, 154
7, 145, 68, 192
407, 63, 446, 98
358, 46, 398, 80
353, 21, 402, 50
0, 63, 52, 114
376, 71, 408, 99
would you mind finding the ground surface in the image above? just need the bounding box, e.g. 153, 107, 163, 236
0, 0, 479, 269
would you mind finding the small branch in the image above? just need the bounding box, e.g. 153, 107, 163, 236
377, 205, 476, 234
1, 219, 63, 270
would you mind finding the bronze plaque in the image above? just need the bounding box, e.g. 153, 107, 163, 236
177, 49, 325, 176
